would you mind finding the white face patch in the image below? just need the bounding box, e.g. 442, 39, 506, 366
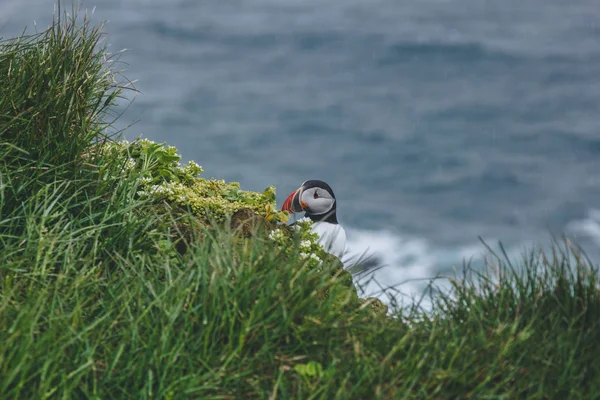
301, 187, 335, 215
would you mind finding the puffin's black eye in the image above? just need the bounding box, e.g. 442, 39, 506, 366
313, 191, 319, 199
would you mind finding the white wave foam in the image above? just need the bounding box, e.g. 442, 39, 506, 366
343, 225, 596, 315
567, 208, 600, 247
341, 228, 489, 312
340, 228, 537, 312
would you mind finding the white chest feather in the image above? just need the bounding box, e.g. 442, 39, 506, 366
311, 221, 347, 259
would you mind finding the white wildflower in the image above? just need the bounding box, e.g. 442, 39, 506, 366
188, 161, 202, 170
299, 252, 309, 259
310, 253, 322, 265
268, 229, 284, 241
124, 157, 136, 171
149, 184, 171, 196
300, 240, 311, 249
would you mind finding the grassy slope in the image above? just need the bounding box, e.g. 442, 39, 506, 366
1, 10, 600, 400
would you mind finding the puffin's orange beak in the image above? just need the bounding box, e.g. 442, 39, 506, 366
281, 187, 307, 213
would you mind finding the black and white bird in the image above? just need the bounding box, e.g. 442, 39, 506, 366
281, 180, 347, 259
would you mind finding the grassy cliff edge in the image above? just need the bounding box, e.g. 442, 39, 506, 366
1, 10, 599, 399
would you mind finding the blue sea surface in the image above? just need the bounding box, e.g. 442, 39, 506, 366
3, 0, 600, 304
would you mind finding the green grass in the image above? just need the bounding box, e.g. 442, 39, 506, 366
1, 6, 600, 399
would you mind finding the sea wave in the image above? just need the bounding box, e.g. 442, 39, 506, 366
342, 227, 484, 311
567, 209, 600, 248
342, 227, 534, 312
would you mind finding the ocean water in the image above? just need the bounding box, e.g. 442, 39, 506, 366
3, 0, 600, 306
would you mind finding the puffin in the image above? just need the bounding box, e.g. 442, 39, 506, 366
281, 180, 347, 259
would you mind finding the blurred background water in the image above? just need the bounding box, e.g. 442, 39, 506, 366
3, 0, 600, 305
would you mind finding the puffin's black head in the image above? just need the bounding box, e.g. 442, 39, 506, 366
281, 180, 338, 224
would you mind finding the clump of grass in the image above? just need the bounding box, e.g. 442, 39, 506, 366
0, 207, 397, 398
1, 4, 600, 399
2, 179, 600, 398
421, 240, 600, 398
0, 5, 123, 170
